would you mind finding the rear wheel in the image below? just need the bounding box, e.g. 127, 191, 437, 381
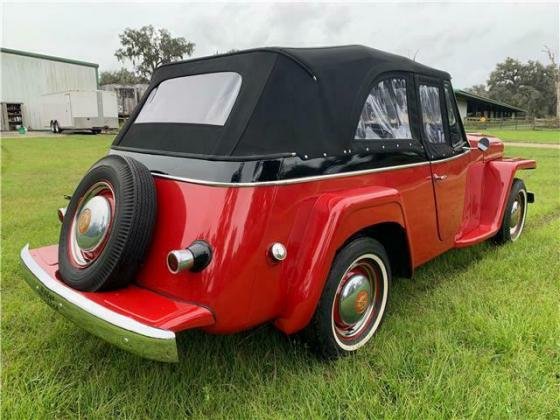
305, 237, 391, 359
493, 178, 528, 244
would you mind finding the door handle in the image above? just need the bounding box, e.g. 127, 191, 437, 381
433, 174, 448, 181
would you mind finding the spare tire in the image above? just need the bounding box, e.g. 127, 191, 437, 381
58, 155, 156, 291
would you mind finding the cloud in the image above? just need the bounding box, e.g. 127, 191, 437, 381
2, 2, 558, 88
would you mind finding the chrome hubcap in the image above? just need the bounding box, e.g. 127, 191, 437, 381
69, 182, 115, 267
75, 195, 112, 251
333, 259, 379, 340
338, 274, 372, 325
509, 192, 525, 240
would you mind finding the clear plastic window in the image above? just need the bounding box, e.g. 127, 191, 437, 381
419, 85, 445, 144
135, 72, 242, 126
444, 83, 465, 148
354, 78, 411, 140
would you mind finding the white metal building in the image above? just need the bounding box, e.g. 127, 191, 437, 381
1, 48, 99, 130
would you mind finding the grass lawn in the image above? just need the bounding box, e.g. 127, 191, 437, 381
480, 128, 560, 144
2, 135, 559, 418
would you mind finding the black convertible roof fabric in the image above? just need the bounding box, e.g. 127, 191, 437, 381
114, 45, 451, 159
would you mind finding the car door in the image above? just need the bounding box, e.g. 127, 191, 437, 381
417, 77, 471, 242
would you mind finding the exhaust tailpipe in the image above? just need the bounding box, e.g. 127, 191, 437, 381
167, 241, 213, 274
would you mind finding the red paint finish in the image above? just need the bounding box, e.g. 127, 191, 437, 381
136, 163, 440, 334
29, 245, 215, 332
29, 136, 536, 337
467, 133, 505, 161
430, 152, 471, 241
455, 157, 536, 247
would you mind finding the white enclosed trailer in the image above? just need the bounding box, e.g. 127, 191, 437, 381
1, 48, 99, 131
41, 90, 118, 133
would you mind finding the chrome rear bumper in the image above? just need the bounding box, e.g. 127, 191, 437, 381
20, 244, 178, 362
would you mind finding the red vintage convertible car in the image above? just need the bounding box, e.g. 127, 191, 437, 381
21, 46, 536, 362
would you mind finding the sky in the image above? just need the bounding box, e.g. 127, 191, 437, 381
1, 1, 558, 89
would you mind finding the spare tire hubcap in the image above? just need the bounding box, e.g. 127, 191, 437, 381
75, 195, 112, 251
69, 181, 115, 267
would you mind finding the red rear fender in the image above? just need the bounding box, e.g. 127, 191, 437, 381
274, 185, 407, 334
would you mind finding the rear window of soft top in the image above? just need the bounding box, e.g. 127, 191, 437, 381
135, 72, 242, 126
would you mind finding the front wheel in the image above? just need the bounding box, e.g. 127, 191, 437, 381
304, 237, 391, 359
493, 178, 528, 244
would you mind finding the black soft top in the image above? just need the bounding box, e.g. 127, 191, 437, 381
113, 45, 451, 160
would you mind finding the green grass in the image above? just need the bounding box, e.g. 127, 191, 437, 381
2, 135, 559, 418
481, 129, 560, 144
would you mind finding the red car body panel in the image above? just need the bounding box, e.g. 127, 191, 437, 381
28, 245, 215, 332
138, 167, 424, 334
25, 135, 536, 337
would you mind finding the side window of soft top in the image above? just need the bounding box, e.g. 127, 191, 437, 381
354, 77, 412, 140
418, 84, 445, 144
443, 82, 467, 148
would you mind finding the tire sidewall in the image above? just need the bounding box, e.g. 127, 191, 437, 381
313, 237, 391, 357
58, 155, 156, 291
500, 179, 527, 242
59, 161, 126, 290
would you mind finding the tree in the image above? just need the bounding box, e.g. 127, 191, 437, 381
99, 68, 147, 85
466, 56, 557, 117
487, 58, 556, 117
464, 84, 489, 98
543, 45, 559, 120
115, 25, 195, 81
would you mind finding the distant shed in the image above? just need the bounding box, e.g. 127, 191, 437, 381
101, 83, 148, 118
1, 48, 99, 130
454, 89, 526, 119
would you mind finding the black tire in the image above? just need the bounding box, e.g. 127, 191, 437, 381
493, 178, 528, 244
51, 120, 59, 133
58, 155, 157, 291
304, 237, 391, 359
92, 129, 102, 135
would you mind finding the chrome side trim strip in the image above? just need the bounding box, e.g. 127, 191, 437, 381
430, 149, 471, 164
152, 160, 431, 187
20, 244, 178, 362
151, 150, 471, 187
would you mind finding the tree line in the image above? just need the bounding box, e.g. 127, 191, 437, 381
465, 47, 559, 118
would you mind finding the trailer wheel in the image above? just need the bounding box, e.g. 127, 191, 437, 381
51, 120, 62, 134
